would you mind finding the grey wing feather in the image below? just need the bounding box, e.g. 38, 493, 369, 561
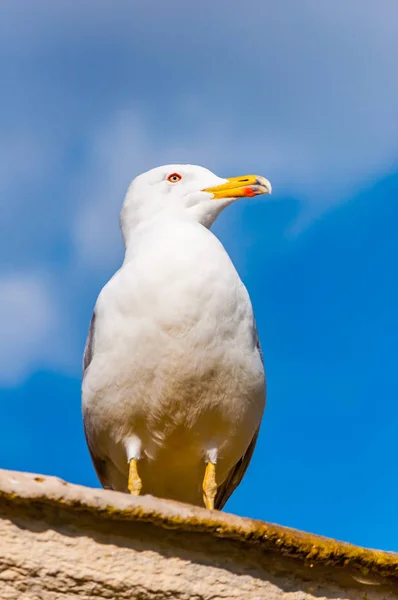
82, 310, 96, 377
82, 310, 113, 489
84, 433, 112, 490
215, 427, 260, 510
215, 318, 264, 510
254, 316, 263, 364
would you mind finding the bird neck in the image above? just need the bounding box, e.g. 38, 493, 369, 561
120, 193, 232, 251
122, 212, 210, 264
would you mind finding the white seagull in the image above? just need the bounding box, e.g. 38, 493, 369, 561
82, 164, 271, 510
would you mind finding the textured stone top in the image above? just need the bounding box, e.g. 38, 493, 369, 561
0, 468, 397, 596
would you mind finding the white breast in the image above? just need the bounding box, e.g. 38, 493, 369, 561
82, 219, 265, 503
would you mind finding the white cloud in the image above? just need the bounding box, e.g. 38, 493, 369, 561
67, 0, 398, 263
4, 3, 398, 213
0, 274, 65, 384
72, 111, 150, 269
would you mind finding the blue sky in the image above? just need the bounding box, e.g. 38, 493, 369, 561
1, 1, 398, 550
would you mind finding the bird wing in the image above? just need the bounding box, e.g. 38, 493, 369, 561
82, 310, 96, 376
215, 319, 264, 510
82, 310, 113, 489
215, 427, 260, 510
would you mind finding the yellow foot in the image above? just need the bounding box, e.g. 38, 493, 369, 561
128, 458, 142, 496
203, 461, 217, 510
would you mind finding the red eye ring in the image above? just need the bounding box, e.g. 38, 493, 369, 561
167, 172, 182, 183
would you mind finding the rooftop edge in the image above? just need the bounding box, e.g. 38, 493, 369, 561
0, 468, 396, 587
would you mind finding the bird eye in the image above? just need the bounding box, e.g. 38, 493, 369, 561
167, 173, 182, 183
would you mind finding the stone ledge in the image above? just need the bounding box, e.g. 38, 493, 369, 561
0, 468, 397, 599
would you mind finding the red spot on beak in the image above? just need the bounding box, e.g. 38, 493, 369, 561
244, 187, 256, 197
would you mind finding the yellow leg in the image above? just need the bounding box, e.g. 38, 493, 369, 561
128, 458, 142, 496
203, 462, 217, 510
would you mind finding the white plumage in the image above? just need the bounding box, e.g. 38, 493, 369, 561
82, 164, 271, 509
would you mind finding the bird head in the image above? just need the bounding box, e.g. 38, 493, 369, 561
121, 164, 272, 239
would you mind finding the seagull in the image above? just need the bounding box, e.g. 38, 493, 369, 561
82, 164, 271, 510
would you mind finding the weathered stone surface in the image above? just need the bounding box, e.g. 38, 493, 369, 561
0, 469, 396, 599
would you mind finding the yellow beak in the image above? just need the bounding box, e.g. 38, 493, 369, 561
203, 174, 272, 199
